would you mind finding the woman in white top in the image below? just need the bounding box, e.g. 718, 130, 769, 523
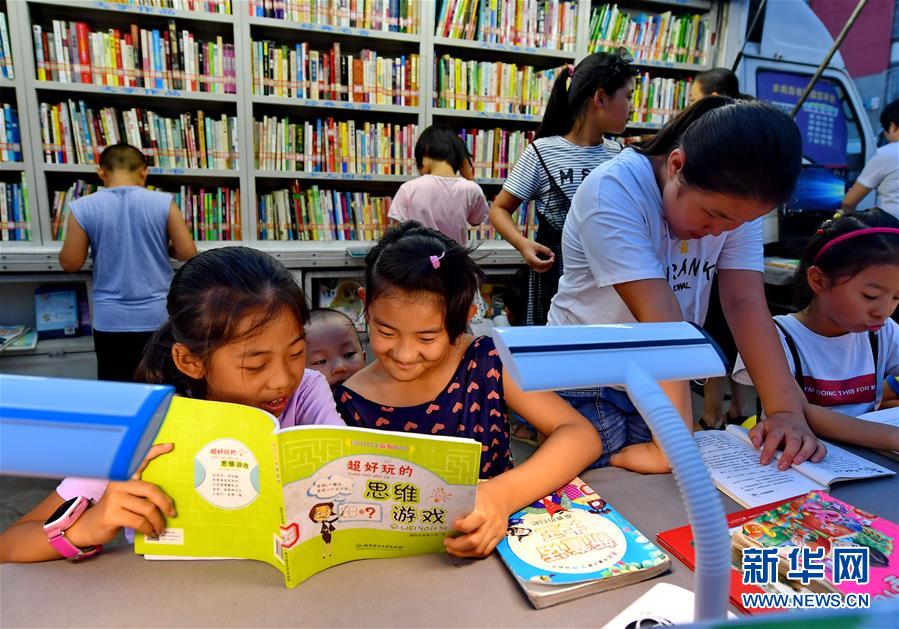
549, 97, 826, 473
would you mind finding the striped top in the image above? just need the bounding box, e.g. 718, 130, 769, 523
502, 135, 622, 210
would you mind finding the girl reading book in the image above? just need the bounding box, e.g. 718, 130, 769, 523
334, 222, 603, 558
733, 208, 899, 451
0, 247, 343, 563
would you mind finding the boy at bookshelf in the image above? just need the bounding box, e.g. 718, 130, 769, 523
335, 222, 602, 558
58, 143, 197, 382
387, 124, 489, 245
0, 247, 344, 563
306, 308, 367, 393
732, 209, 899, 452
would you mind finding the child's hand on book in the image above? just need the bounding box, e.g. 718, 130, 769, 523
443, 481, 510, 558
66, 444, 177, 548
749, 412, 826, 470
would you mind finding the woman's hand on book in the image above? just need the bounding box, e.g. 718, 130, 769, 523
443, 481, 510, 559
749, 412, 826, 470
66, 444, 177, 548
518, 239, 555, 273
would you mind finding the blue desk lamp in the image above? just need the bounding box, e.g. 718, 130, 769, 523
0, 374, 174, 480
492, 322, 731, 621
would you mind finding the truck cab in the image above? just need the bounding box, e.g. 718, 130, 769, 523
719, 0, 878, 254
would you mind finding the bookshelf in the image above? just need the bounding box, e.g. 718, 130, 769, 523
0, 0, 720, 268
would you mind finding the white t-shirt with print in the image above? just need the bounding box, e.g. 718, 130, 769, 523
733, 314, 899, 417
857, 142, 899, 217
548, 148, 764, 327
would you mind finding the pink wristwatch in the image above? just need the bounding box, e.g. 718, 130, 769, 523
43, 496, 102, 561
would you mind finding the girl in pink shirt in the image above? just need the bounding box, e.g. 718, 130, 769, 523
388, 124, 489, 245
0, 247, 343, 563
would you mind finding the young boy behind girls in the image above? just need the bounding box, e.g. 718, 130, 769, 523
387, 124, 489, 245
0, 247, 342, 563
335, 222, 602, 558
733, 208, 899, 451
58, 143, 197, 382
306, 308, 367, 392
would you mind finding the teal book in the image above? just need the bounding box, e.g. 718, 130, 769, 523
496, 477, 670, 608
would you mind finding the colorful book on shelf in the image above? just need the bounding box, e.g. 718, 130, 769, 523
0, 324, 27, 351
731, 491, 898, 600
656, 498, 794, 615
435, 0, 578, 51
434, 56, 560, 115
0, 177, 29, 242
249, 0, 419, 34
495, 476, 670, 609
34, 287, 80, 339
134, 396, 480, 588
694, 425, 895, 508
856, 407, 899, 461
3, 328, 38, 352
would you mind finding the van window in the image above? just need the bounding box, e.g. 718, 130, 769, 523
757, 69, 866, 210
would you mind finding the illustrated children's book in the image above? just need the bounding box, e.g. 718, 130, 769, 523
3, 328, 37, 351
857, 407, 899, 460
134, 396, 481, 588
732, 491, 898, 601
694, 425, 894, 508
0, 324, 26, 351
495, 477, 670, 609
657, 498, 794, 615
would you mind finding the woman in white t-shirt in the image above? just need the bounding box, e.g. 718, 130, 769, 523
550, 97, 826, 473
733, 209, 899, 453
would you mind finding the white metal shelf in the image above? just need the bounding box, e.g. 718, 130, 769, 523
33, 81, 240, 103
28, 0, 236, 24
41, 163, 241, 178
0, 78, 15, 89
0, 162, 26, 171
248, 16, 421, 44
626, 0, 714, 12
254, 170, 410, 183
431, 107, 542, 123
432, 36, 576, 61
251, 95, 418, 115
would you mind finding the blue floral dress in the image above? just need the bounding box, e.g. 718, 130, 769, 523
335, 336, 512, 478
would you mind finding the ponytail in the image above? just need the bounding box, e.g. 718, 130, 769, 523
535, 51, 638, 139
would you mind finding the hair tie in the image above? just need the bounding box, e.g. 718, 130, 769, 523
812, 227, 899, 264
429, 251, 445, 270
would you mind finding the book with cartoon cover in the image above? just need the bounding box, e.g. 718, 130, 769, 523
134, 396, 480, 588
496, 477, 670, 608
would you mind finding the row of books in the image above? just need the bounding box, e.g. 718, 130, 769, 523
0, 175, 29, 241
435, 0, 577, 51
630, 73, 692, 126
0, 104, 22, 162
50, 179, 97, 241
33, 20, 236, 93
467, 199, 535, 241
0, 13, 13, 79
248, 0, 420, 34
171, 185, 242, 241
257, 182, 392, 241
434, 56, 560, 115
40, 102, 239, 169
104, 0, 232, 13
252, 40, 419, 105
254, 116, 417, 175
588, 4, 712, 67
457, 127, 532, 180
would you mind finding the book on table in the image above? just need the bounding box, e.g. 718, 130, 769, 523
694, 425, 894, 508
495, 477, 670, 609
134, 396, 480, 588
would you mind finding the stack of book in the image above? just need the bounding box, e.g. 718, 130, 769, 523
0, 104, 22, 162
104, 0, 232, 14
249, 0, 420, 34
50, 179, 98, 241
169, 185, 241, 241
434, 57, 560, 115
32, 20, 236, 93
257, 182, 391, 241
0, 12, 13, 79
588, 4, 712, 66
457, 127, 533, 179
39, 102, 239, 169
252, 40, 419, 106
254, 116, 416, 175
630, 73, 692, 126
435, 0, 578, 51
0, 174, 29, 242
467, 199, 535, 241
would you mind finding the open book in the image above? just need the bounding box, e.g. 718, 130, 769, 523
694, 425, 894, 508
857, 407, 899, 460
495, 477, 669, 608
134, 397, 480, 588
